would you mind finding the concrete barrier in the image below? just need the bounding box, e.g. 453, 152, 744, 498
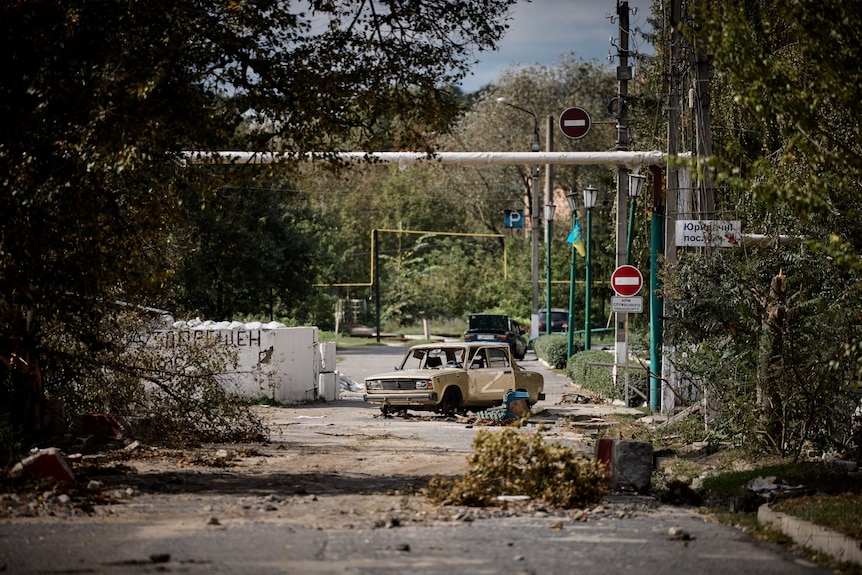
156, 321, 325, 404
595, 439, 653, 494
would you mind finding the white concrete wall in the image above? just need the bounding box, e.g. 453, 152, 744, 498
163, 320, 323, 404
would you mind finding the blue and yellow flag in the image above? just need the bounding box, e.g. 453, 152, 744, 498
566, 218, 586, 257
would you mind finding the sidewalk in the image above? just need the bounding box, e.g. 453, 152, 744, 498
530, 352, 862, 568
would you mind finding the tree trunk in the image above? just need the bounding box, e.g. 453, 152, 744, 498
3, 345, 44, 435
757, 270, 786, 446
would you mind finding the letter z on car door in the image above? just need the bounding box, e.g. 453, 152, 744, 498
468, 347, 516, 402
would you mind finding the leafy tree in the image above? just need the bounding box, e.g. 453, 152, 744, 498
44, 310, 265, 447
0, 0, 519, 438
297, 57, 621, 329
168, 175, 329, 321
437, 57, 618, 323
662, 245, 859, 456
697, 0, 862, 220
635, 0, 862, 455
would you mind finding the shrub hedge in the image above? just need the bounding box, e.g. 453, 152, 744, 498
532, 334, 582, 369
566, 349, 648, 406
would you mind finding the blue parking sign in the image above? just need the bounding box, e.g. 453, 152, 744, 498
504, 210, 524, 229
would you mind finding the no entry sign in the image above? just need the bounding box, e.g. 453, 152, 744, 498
611, 265, 643, 297
559, 107, 591, 139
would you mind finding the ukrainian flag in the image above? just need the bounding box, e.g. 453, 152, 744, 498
566, 218, 586, 257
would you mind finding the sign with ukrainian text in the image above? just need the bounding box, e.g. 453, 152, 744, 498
611, 296, 643, 313
675, 220, 741, 247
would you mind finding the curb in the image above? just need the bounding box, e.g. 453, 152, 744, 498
758, 503, 862, 565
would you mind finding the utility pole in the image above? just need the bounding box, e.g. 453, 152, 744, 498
545, 116, 554, 210
692, 0, 715, 218
661, 0, 682, 413
496, 97, 541, 336
544, 115, 554, 330
613, 0, 631, 392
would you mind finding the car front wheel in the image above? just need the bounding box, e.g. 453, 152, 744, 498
438, 387, 463, 415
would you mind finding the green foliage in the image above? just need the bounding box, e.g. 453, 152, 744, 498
700, 461, 858, 500
663, 246, 861, 456
0, 0, 519, 440
301, 58, 620, 328
378, 232, 503, 326
532, 334, 577, 369
425, 427, 608, 508
698, 0, 862, 225
566, 349, 648, 406
45, 311, 266, 447
629, 0, 862, 459
168, 181, 329, 321
773, 493, 862, 542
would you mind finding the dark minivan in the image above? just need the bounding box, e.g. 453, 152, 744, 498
463, 313, 528, 360
538, 308, 569, 334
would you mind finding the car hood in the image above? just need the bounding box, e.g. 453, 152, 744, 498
365, 368, 459, 380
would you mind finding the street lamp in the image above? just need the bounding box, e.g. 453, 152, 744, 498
565, 191, 578, 358
583, 185, 598, 351
629, 171, 647, 198
626, 171, 647, 265
544, 202, 556, 335
497, 97, 541, 337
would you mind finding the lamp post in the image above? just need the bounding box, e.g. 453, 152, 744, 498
497, 98, 541, 337
583, 186, 598, 351
626, 172, 647, 265
565, 191, 578, 358
544, 203, 556, 335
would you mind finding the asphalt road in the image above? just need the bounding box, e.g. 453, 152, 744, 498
0, 345, 833, 574
4, 502, 828, 575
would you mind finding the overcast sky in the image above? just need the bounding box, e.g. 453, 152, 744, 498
458, 0, 656, 93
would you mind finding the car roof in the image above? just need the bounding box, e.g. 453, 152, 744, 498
407, 342, 509, 350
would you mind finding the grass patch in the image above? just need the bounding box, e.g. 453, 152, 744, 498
773, 493, 862, 540
700, 461, 858, 499
318, 331, 388, 347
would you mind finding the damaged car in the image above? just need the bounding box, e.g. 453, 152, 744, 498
363, 342, 544, 415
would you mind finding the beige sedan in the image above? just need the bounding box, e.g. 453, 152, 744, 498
363, 342, 544, 415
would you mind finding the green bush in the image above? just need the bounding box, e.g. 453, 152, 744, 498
425, 427, 608, 508
533, 334, 580, 369
566, 349, 648, 406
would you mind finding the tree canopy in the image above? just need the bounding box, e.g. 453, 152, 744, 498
0, 0, 519, 435
637, 0, 862, 455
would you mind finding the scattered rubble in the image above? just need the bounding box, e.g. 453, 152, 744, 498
747, 475, 808, 500
10, 447, 75, 484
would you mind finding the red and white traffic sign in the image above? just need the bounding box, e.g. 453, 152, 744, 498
611, 265, 643, 297
559, 107, 591, 139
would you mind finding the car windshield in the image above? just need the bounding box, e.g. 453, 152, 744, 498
467, 314, 509, 332
400, 347, 466, 370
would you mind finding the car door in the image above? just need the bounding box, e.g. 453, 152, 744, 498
467, 346, 517, 403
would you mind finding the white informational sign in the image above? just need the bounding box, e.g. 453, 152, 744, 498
611, 296, 643, 313
675, 220, 741, 247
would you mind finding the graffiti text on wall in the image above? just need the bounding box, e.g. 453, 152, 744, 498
157, 329, 263, 349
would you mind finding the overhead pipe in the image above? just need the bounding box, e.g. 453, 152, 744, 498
182, 150, 665, 169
